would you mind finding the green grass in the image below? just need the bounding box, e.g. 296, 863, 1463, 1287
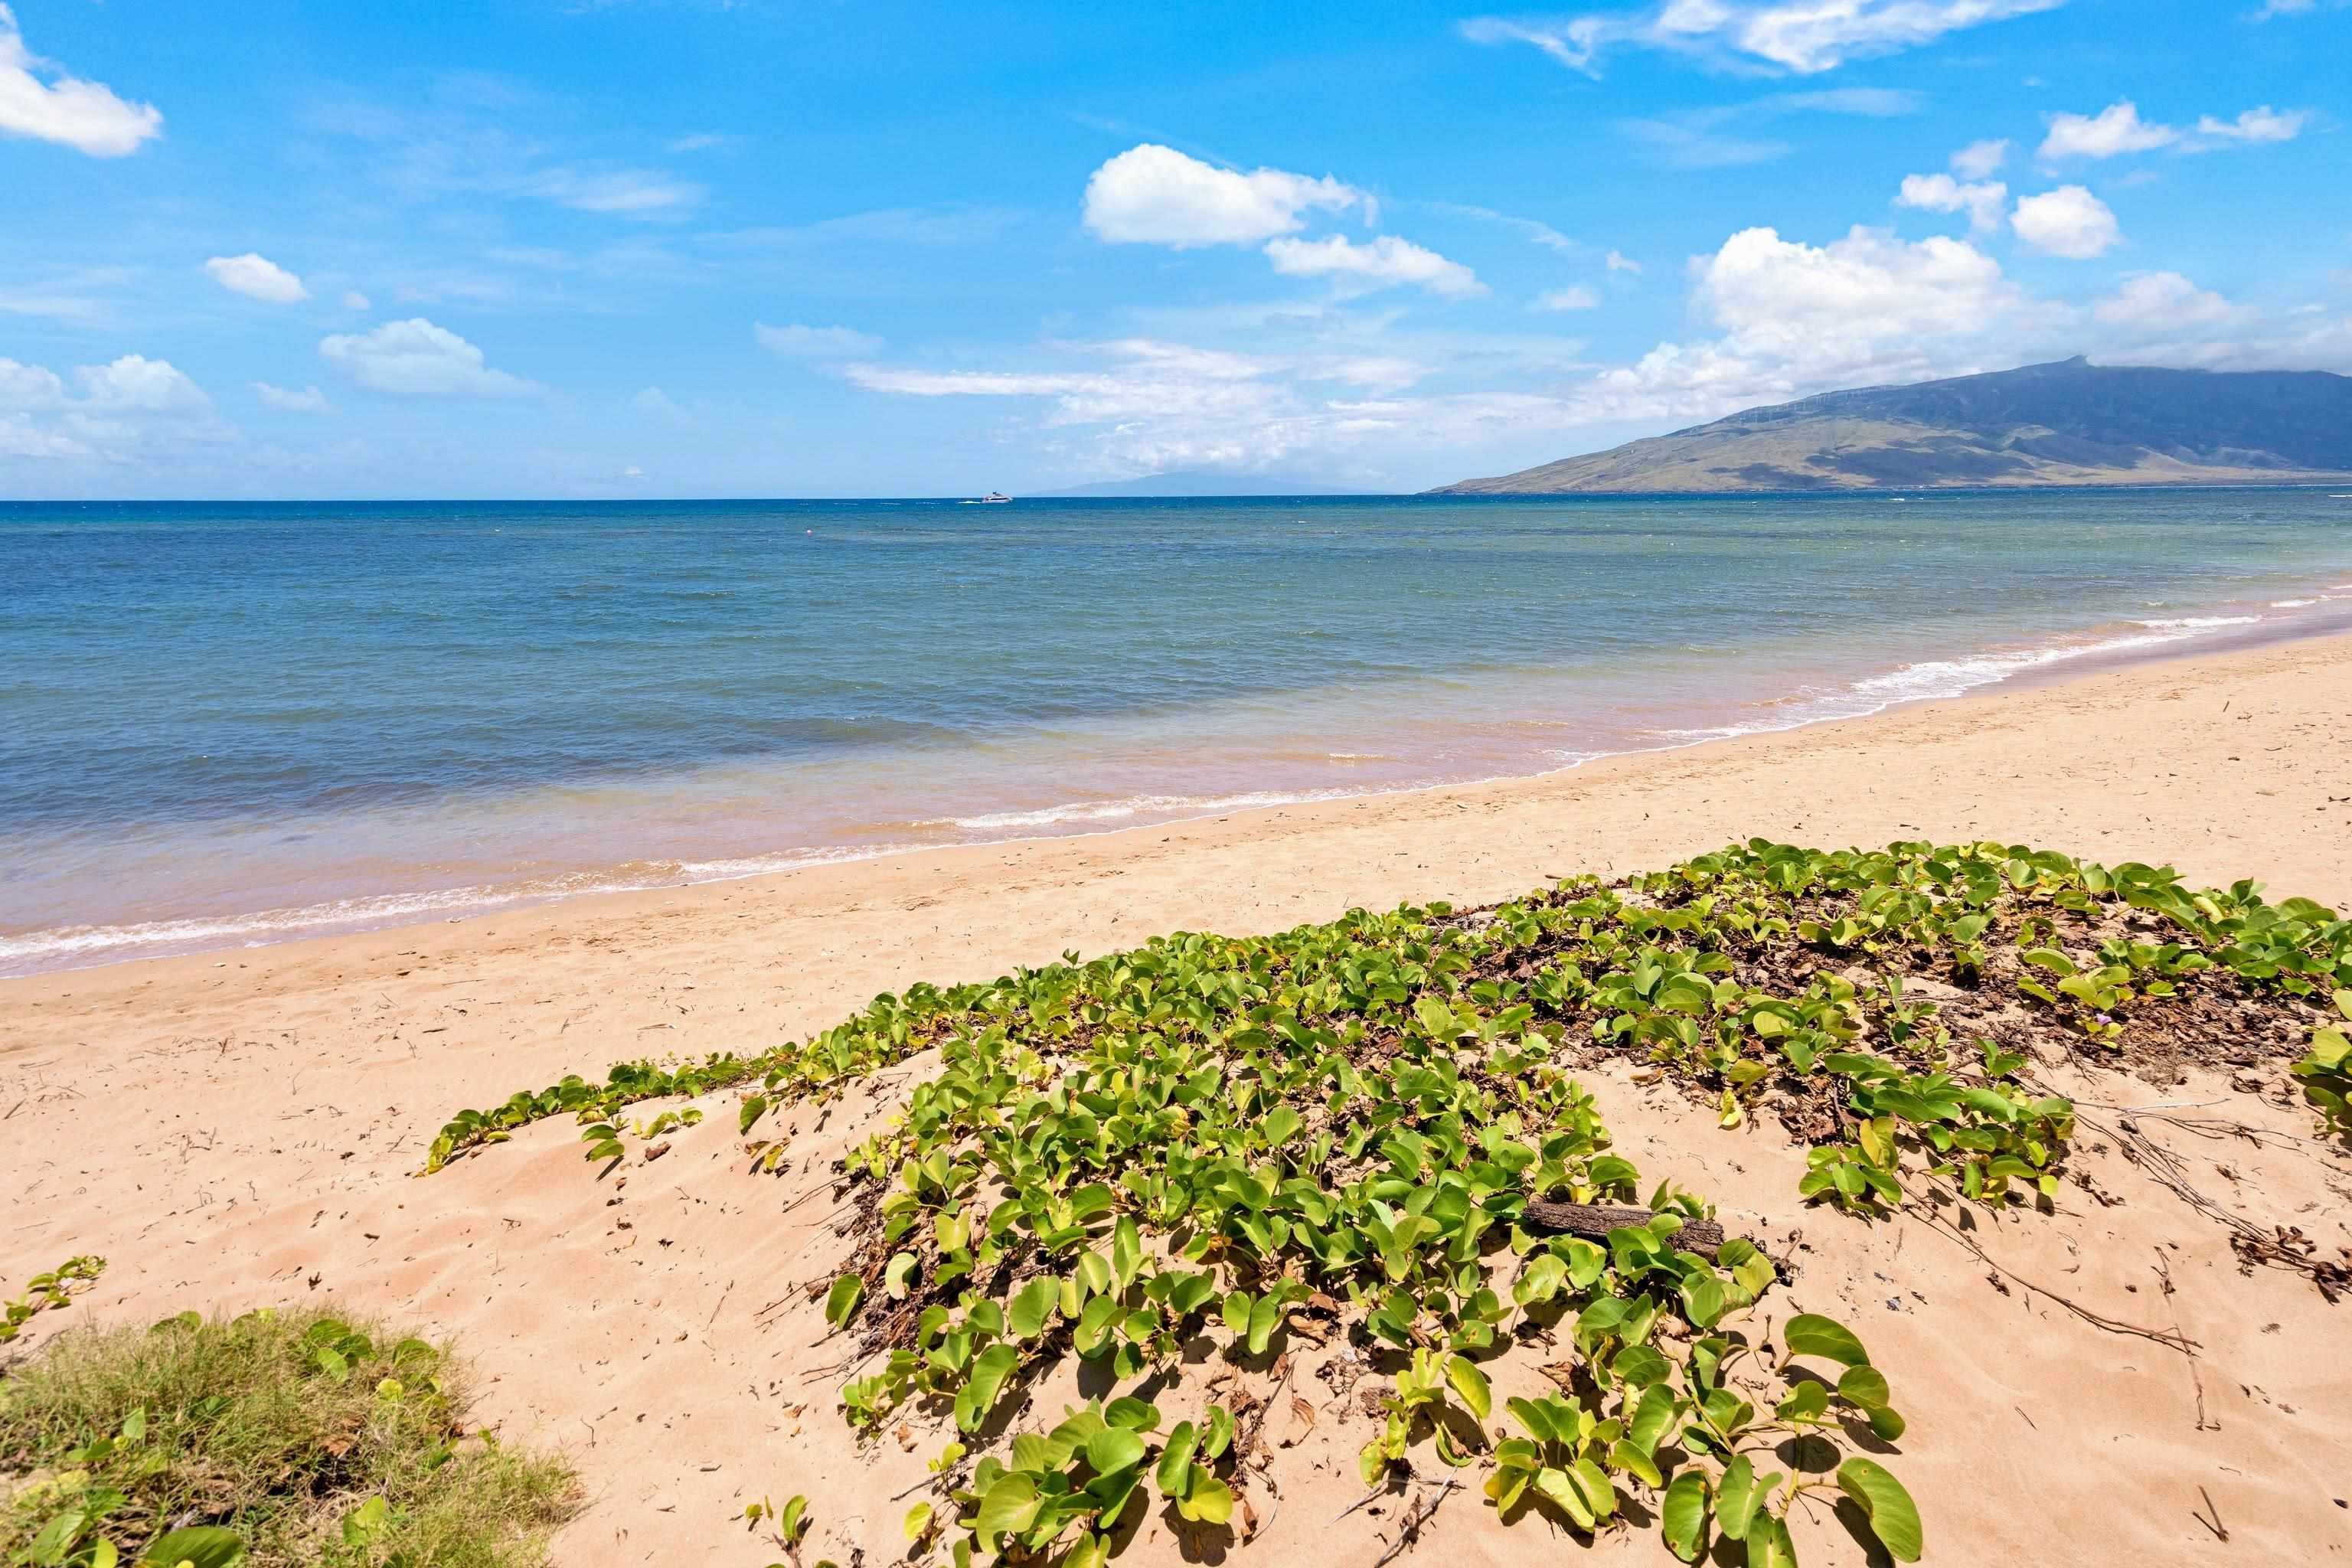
0, 1306, 577, 1568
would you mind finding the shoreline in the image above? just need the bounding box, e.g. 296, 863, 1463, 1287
10, 590, 2352, 981
6, 626, 2349, 1016
14, 583, 2352, 982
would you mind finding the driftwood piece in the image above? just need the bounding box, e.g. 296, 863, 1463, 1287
1521, 1200, 1731, 1259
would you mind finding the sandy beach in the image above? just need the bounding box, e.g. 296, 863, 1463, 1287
5, 631, 2350, 1566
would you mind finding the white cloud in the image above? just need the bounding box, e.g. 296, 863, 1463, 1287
2093, 271, 2256, 332
2193, 106, 2308, 145
0, 356, 67, 410
318, 318, 536, 397
1533, 284, 1602, 311
2248, 0, 2345, 18
755, 322, 884, 358
204, 253, 309, 304
1263, 234, 1485, 297
844, 224, 2061, 473
254, 381, 332, 412
1082, 144, 1364, 249
0, 2, 162, 157
342, 290, 371, 311
75, 354, 211, 414
529, 167, 704, 218
1951, 138, 2010, 179
2011, 185, 2120, 258
1606, 248, 1643, 274
2039, 99, 2310, 160
0, 351, 221, 459
2038, 100, 2176, 159
1462, 0, 2063, 76
1896, 172, 2009, 233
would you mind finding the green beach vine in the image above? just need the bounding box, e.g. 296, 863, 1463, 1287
423, 838, 2352, 1563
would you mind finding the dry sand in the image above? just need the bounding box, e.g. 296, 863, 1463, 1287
5, 632, 2351, 1566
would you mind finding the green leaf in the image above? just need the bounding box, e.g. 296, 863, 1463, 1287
824, 1274, 863, 1328
1837, 1458, 1924, 1563
1838, 1364, 1893, 1409
884, 1251, 918, 1301
957, 1344, 1020, 1432
1627, 1383, 1678, 1456
1514, 1252, 1566, 1307
1073, 1294, 1122, 1356
1745, 1513, 1798, 1568
1176, 1472, 1234, 1525
1085, 1426, 1147, 1477
974, 1473, 1040, 1544
739, 1094, 768, 1135
1782, 1312, 1870, 1367
1246, 1292, 1283, 1357
1534, 1465, 1595, 1530
903, 1501, 933, 1541
1010, 1276, 1057, 1340
341, 1495, 390, 1545
141, 1528, 247, 1568
1445, 1354, 1491, 1421
1716, 1455, 1759, 1540
1661, 1470, 1709, 1563
1105, 1396, 1161, 1432
1156, 1421, 1199, 1494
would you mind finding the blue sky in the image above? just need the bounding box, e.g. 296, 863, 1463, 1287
2, 0, 2347, 497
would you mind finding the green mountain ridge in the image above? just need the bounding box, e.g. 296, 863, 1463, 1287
1433, 358, 2352, 494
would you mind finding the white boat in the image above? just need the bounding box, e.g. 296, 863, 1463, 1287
979, 492, 1012, 504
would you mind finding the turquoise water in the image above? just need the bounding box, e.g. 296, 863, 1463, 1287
5, 491, 2350, 973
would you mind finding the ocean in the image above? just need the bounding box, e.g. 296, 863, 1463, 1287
5, 491, 2350, 975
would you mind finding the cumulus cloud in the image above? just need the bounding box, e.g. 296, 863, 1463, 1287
755, 322, 884, 358
2092, 271, 2256, 332
342, 290, 372, 311
1262, 234, 1484, 297
204, 253, 309, 304
1, 351, 220, 459
75, 354, 212, 414
2011, 185, 2120, 258
1462, 0, 2063, 76
254, 381, 332, 412
0, 2, 163, 157
1896, 173, 2009, 234
317, 318, 536, 397
2038, 99, 2309, 160
1950, 138, 2010, 180
1083, 144, 1364, 249
1533, 284, 1602, 311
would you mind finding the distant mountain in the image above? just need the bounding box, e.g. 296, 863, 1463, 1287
1039, 469, 1369, 498
1432, 358, 2352, 494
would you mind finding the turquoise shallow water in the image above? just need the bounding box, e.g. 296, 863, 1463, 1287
4, 491, 2350, 973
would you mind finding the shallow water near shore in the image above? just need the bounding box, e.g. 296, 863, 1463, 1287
5, 489, 2350, 974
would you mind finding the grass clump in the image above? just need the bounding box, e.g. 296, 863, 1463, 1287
0, 1305, 577, 1568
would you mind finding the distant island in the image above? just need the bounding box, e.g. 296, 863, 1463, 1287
1432, 358, 2352, 493
1040, 469, 1367, 498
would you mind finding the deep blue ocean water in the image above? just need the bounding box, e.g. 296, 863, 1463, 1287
5, 491, 2350, 972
